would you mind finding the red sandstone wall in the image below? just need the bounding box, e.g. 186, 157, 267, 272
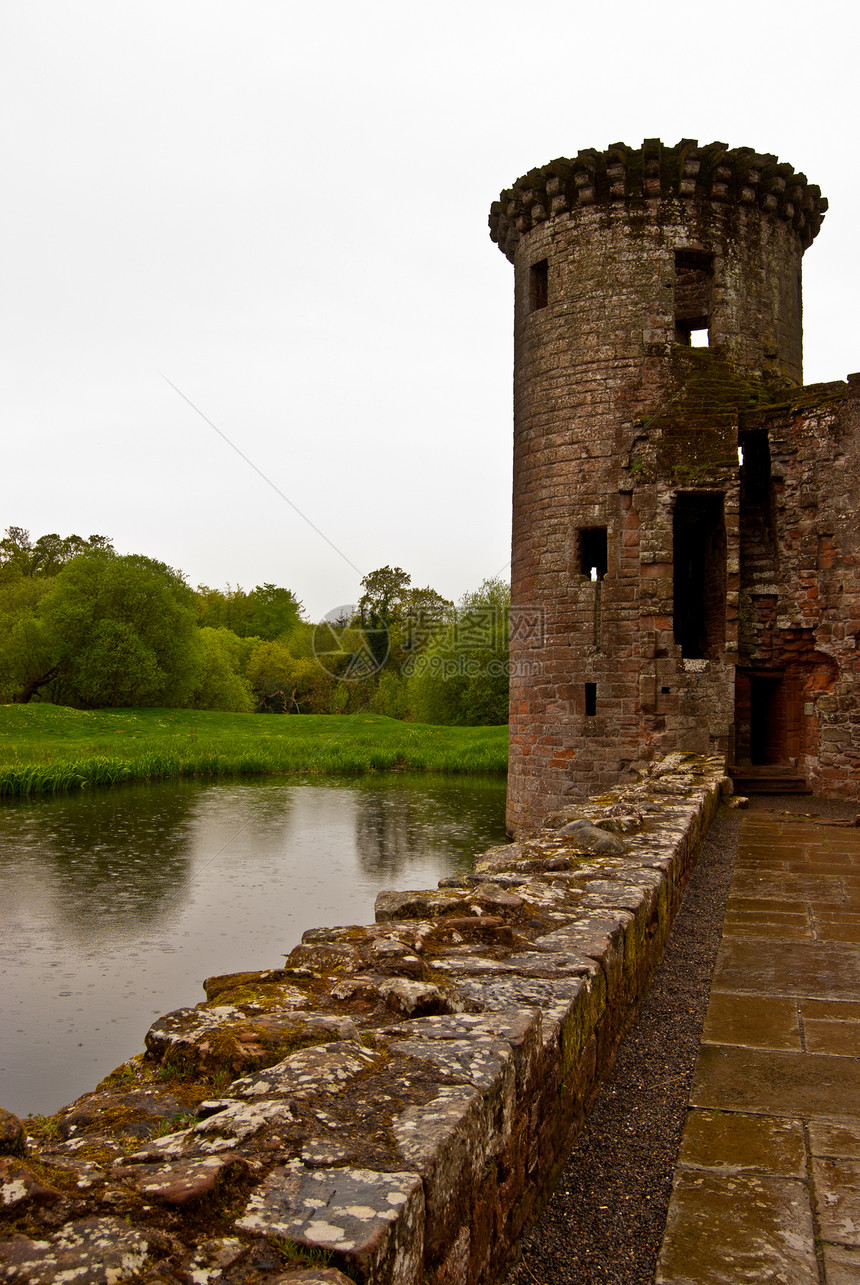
739, 379, 860, 796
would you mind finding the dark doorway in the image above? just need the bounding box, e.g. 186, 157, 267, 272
673, 493, 726, 659
749, 674, 783, 764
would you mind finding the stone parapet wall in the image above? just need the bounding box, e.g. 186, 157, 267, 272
0, 755, 728, 1285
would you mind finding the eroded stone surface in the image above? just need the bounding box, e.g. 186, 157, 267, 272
691, 1044, 860, 1119
128, 1099, 296, 1160
392, 1087, 483, 1259
712, 939, 860, 999
270, 1272, 356, 1285
812, 1157, 860, 1248
0, 1216, 151, 1284
656, 1171, 818, 1284
230, 1041, 379, 1101
0, 1114, 25, 1161
677, 1110, 807, 1178
237, 1163, 424, 1284
0, 1159, 61, 1211
377, 980, 454, 1017
383, 1033, 513, 1095
116, 1154, 246, 1206
183, 1235, 246, 1283
555, 820, 628, 855
144, 1004, 245, 1068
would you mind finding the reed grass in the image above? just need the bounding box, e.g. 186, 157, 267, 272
0, 705, 507, 798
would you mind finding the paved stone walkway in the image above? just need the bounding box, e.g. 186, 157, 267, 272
657, 808, 860, 1284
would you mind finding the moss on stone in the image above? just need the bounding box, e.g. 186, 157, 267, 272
203, 969, 293, 1002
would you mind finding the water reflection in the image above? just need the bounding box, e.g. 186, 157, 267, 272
0, 773, 505, 1116
0, 784, 202, 933
354, 776, 504, 878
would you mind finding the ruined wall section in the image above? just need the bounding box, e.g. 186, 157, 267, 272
738, 377, 860, 793
497, 141, 823, 833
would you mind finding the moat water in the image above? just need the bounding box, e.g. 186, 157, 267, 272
0, 773, 507, 1117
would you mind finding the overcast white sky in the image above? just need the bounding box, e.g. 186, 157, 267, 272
2, 1, 857, 621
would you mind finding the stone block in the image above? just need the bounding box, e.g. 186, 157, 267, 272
237, 1163, 425, 1285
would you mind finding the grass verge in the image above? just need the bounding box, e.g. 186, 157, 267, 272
0, 704, 508, 798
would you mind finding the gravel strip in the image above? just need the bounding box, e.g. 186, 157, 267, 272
505, 792, 858, 1285
505, 807, 740, 1285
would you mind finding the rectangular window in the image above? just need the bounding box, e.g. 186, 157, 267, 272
529, 259, 548, 312
739, 430, 772, 508
673, 493, 726, 659
585, 683, 597, 716
579, 527, 608, 580
675, 250, 714, 346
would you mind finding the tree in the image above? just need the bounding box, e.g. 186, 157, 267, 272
194, 582, 303, 640
38, 550, 203, 707
357, 567, 452, 673
406, 578, 510, 725
190, 628, 255, 712
244, 583, 303, 639
0, 527, 113, 581
357, 566, 410, 670
246, 639, 337, 713
0, 575, 58, 703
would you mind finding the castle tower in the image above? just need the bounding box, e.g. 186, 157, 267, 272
490, 140, 833, 834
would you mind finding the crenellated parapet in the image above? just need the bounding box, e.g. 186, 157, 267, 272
489, 139, 827, 261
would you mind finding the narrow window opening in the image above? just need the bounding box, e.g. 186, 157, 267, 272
579, 527, 608, 580
672, 493, 726, 659
585, 683, 597, 717
739, 431, 772, 509
674, 250, 714, 346
529, 259, 548, 312
739, 429, 777, 580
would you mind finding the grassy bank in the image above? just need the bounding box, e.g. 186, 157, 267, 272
0, 704, 508, 798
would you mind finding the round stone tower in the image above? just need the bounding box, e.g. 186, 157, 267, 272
490, 139, 827, 835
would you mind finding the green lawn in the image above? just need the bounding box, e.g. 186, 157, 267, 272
0, 704, 508, 797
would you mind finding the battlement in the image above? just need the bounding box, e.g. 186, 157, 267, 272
490, 139, 827, 261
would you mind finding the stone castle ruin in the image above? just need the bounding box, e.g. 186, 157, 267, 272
491, 139, 860, 835
6, 140, 859, 1285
